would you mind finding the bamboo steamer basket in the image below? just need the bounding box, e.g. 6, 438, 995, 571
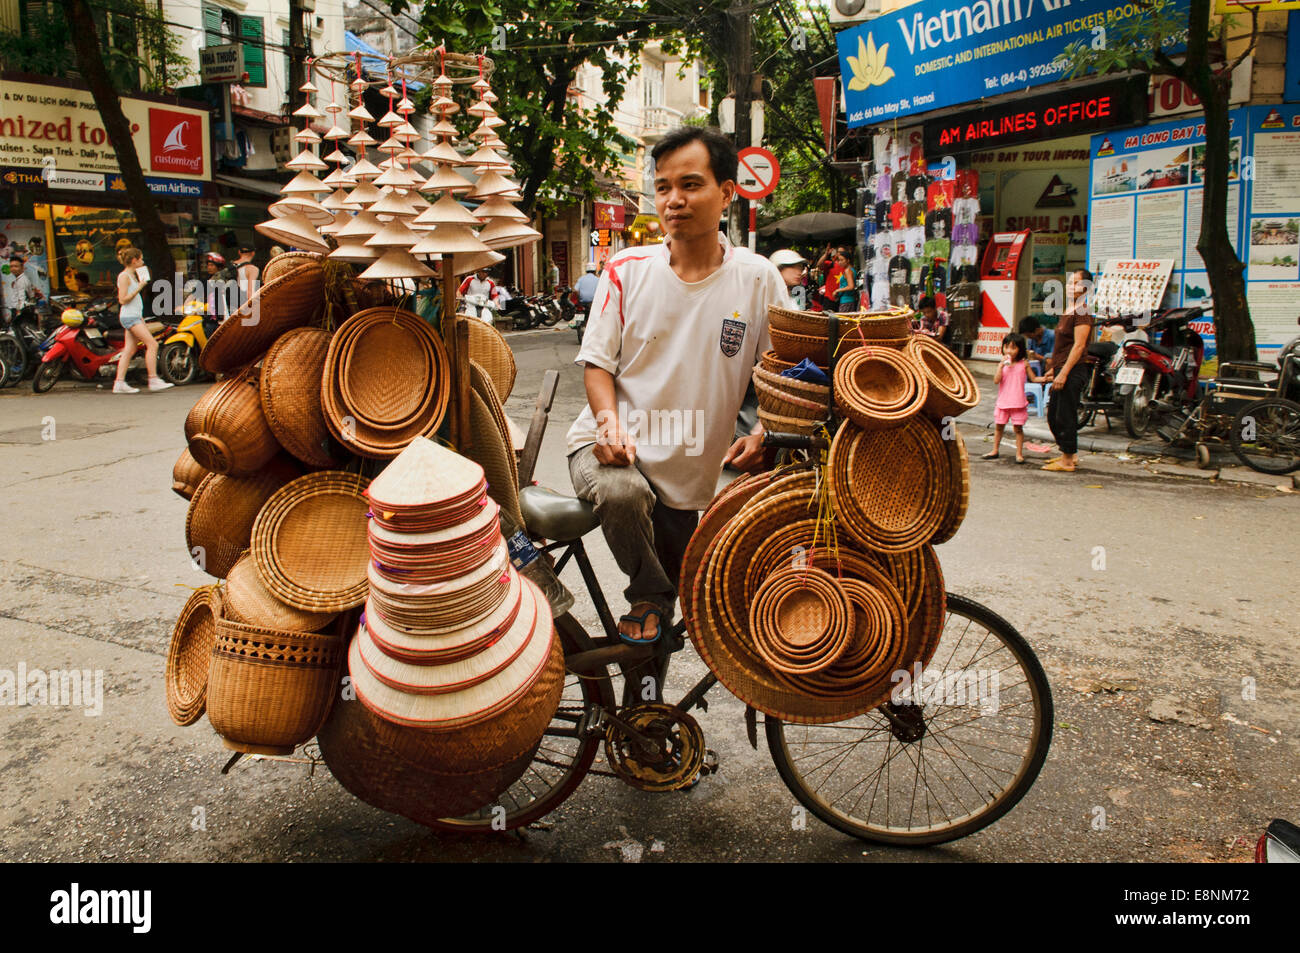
316, 631, 565, 824
172, 447, 208, 501
165, 585, 220, 726
185, 366, 281, 476
185, 455, 301, 579
205, 612, 345, 755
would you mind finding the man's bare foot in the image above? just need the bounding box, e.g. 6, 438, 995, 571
617, 603, 663, 644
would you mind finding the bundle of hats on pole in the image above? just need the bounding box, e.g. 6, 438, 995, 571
163, 47, 561, 831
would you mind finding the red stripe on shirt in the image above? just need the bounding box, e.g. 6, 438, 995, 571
604, 253, 658, 327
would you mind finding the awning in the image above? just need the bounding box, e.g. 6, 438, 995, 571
214, 174, 286, 198
345, 31, 425, 90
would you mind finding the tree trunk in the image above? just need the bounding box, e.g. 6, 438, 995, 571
519, 60, 581, 216
62, 0, 175, 299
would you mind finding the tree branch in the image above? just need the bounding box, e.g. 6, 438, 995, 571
1221, 5, 1260, 77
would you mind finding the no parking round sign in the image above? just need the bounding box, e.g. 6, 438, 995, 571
735, 146, 780, 200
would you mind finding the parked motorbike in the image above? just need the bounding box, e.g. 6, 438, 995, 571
160, 300, 218, 385
497, 289, 541, 331
1124, 307, 1206, 440
1074, 314, 1150, 431
570, 298, 590, 344
34, 306, 170, 393
0, 304, 49, 386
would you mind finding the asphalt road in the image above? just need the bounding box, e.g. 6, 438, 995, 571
1, 329, 1297, 862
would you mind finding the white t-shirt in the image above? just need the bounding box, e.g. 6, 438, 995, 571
565, 233, 791, 510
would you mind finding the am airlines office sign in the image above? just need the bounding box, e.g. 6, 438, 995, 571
837, 0, 1190, 127
0, 80, 210, 182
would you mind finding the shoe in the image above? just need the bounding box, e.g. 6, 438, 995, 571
112, 381, 139, 394
147, 378, 174, 392
981, 451, 999, 460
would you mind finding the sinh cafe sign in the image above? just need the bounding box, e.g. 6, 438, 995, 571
836, 0, 1190, 126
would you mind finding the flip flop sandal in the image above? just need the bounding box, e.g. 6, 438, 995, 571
1015, 458, 1027, 465
981, 451, 999, 459
618, 608, 663, 645
1041, 459, 1077, 472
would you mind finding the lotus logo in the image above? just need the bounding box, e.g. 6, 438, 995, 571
846, 33, 894, 91
162, 121, 190, 153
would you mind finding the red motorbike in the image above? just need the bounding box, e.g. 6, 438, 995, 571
33, 303, 170, 394
1114, 307, 1206, 439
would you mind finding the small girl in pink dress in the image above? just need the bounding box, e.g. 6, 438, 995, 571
984, 332, 1047, 464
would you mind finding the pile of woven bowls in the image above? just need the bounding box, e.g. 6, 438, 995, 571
686, 311, 980, 724
164, 251, 529, 785
317, 438, 563, 824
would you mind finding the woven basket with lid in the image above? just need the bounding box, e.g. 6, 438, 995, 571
185, 366, 281, 476
259, 327, 339, 468
172, 447, 207, 501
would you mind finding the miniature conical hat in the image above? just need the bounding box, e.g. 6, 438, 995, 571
295, 128, 322, 144
369, 189, 422, 217
430, 118, 460, 137
348, 129, 377, 148
473, 196, 529, 222
318, 210, 352, 236
431, 96, 459, 115
324, 124, 351, 140
479, 219, 542, 249
321, 169, 352, 190
365, 218, 422, 248
378, 109, 403, 127
321, 187, 352, 211
421, 165, 475, 193
325, 100, 344, 114
270, 196, 334, 226
293, 102, 323, 119
461, 145, 512, 170
485, 113, 506, 128
467, 99, 494, 117
299, 80, 318, 94
343, 182, 383, 208
432, 73, 454, 91
359, 248, 435, 280
348, 104, 375, 121
254, 212, 329, 253
336, 210, 383, 238
412, 194, 481, 227
393, 122, 420, 140
286, 148, 328, 171
409, 224, 490, 256
450, 249, 505, 275
281, 171, 330, 195
467, 169, 519, 199
424, 141, 463, 165
329, 235, 381, 262
348, 158, 383, 181
373, 164, 421, 188
369, 437, 485, 509
396, 97, 415, 113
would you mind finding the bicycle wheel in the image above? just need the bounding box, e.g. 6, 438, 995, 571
427, 613, 614, 832
1230, 397, 1300, 474
0, 336, 22, 386
767, 594, 1053, 846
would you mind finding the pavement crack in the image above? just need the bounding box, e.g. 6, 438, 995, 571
0, 446, 177, 488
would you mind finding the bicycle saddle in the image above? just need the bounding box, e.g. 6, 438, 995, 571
519, 485, 599, 542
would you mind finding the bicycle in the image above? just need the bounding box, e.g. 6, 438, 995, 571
422, 376, 1054, 846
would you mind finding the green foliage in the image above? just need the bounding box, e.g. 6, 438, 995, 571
1, 0, 193, 93
1053, 0, 1188, 79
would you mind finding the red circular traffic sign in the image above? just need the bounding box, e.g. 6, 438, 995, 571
735, 146, 780, 200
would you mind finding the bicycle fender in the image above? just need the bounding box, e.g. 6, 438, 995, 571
42, 342, 67, 362
745, 705, 758, 750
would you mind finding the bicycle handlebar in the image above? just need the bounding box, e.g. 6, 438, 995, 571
762, 431, 829, 451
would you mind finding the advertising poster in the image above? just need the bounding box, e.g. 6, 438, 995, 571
837, 0, 1188, 127
1027, 232, 1067, 319
1243, 104, 1300, 353
46, 205, 142, 290
0, 218, 52, 304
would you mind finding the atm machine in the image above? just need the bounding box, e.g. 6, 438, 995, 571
975, 230, 1032, 361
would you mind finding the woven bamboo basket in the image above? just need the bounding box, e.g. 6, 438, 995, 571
751, 363, 830, 400
165, 585, 220, 726
223, 552, 337, 632
337, 310, 437, 430
201, 260, 326, 374
250, 471, 371, 612
749, 566, 852, 675
760, 350, 827, 376
185, 456, 301, 579
753, 376, 828, 420
316, 632, 564, 825
769, 326, 865, 366
905, 334, 980, 420
465, 319, 517, 402
768, 306, 913, 342
832, 346, 929, 430
172, 447, 207, 501
758, 408, 823, 436
262, 251, 321, 284
931, 429, 970, 545
259, 327, 339, 468
185, 367, 281, 476
206, 614, 344, 755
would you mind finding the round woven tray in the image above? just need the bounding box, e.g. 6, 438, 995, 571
465, 319, 516, 403
164, 585, 220, 726
905, 334, 980, 420
749, 566, 852, 675
259, 327, 339, 468
833, 346, 928, 430
206, 613, 344, 755
250, 471, 372, 612
185, 367, 281, 476
828, 418, 951, 552
201, 260, 326, 374
931, 429, 970, 545
224, 552, 337, 632
185, 456, 302, 579
338, 312, 437, 430
317, 630, 563, 824
172, 447, 207, 501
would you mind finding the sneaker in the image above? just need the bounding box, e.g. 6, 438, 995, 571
112, 381, 139, 394
147, 377, 174, 392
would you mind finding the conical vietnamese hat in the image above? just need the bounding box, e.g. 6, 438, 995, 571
329, 235, 381, 262
323, 146, 350, 163
347, 157, 383, 180
422, 165, 475, 193
299, 80, 319, 94
430, 95, 459, 115
348, 104, 375, 122
318, 210, 352, 237
270, 196, 334, 227
396, 96, 416, 114
473, 196, 529, 222
293, 102, 323, 119
466, 99, 495, 118
424, 141, 464, 165
377, 134, 408, 155
485, 113, 507, 129
409, 224, 490, 256
479, 218, 542, 249
450, 249, 505, 276
429, 118, 459, 137
461, 145, 512, 171
359, 248, 435, 280
373, 164, 421, 188
393, 122, 420, 141
295, 127, 322, 144
336, 210, 383, 238
343, 182, 384, 208
254, 211, 329, 253
364, 217, 422, 248
321, 167, 353, 188
378, 109, 403, 127
281, 170, 330, 195
368, 436, 485, 510
347, 129, 378, 148
362, 572, 523, 664
467, 169, 519, 199
432, 73, 454, 92
413, 194, 481, 227
368, 189, 422, 218
285, 148, 328, 171
321, 187, 352, 211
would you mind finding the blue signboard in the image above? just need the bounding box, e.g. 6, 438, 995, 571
837, 0, 1190, 127
1286, 12, 1300, 102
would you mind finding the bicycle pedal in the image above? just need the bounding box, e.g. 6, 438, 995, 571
577, 705, 608, 738
699, 749, 719, 777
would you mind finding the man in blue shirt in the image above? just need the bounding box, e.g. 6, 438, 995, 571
575, 262, 600, 308
1019, 316, 1055, 371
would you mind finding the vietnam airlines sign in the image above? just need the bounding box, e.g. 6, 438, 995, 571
837, 0, 1190, 127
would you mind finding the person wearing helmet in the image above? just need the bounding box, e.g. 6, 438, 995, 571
575, 262, 600, 309
196, 252, 235, 321
768, 249, 808, 309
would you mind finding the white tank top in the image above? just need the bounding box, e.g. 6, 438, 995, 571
120, 272, 144, 320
